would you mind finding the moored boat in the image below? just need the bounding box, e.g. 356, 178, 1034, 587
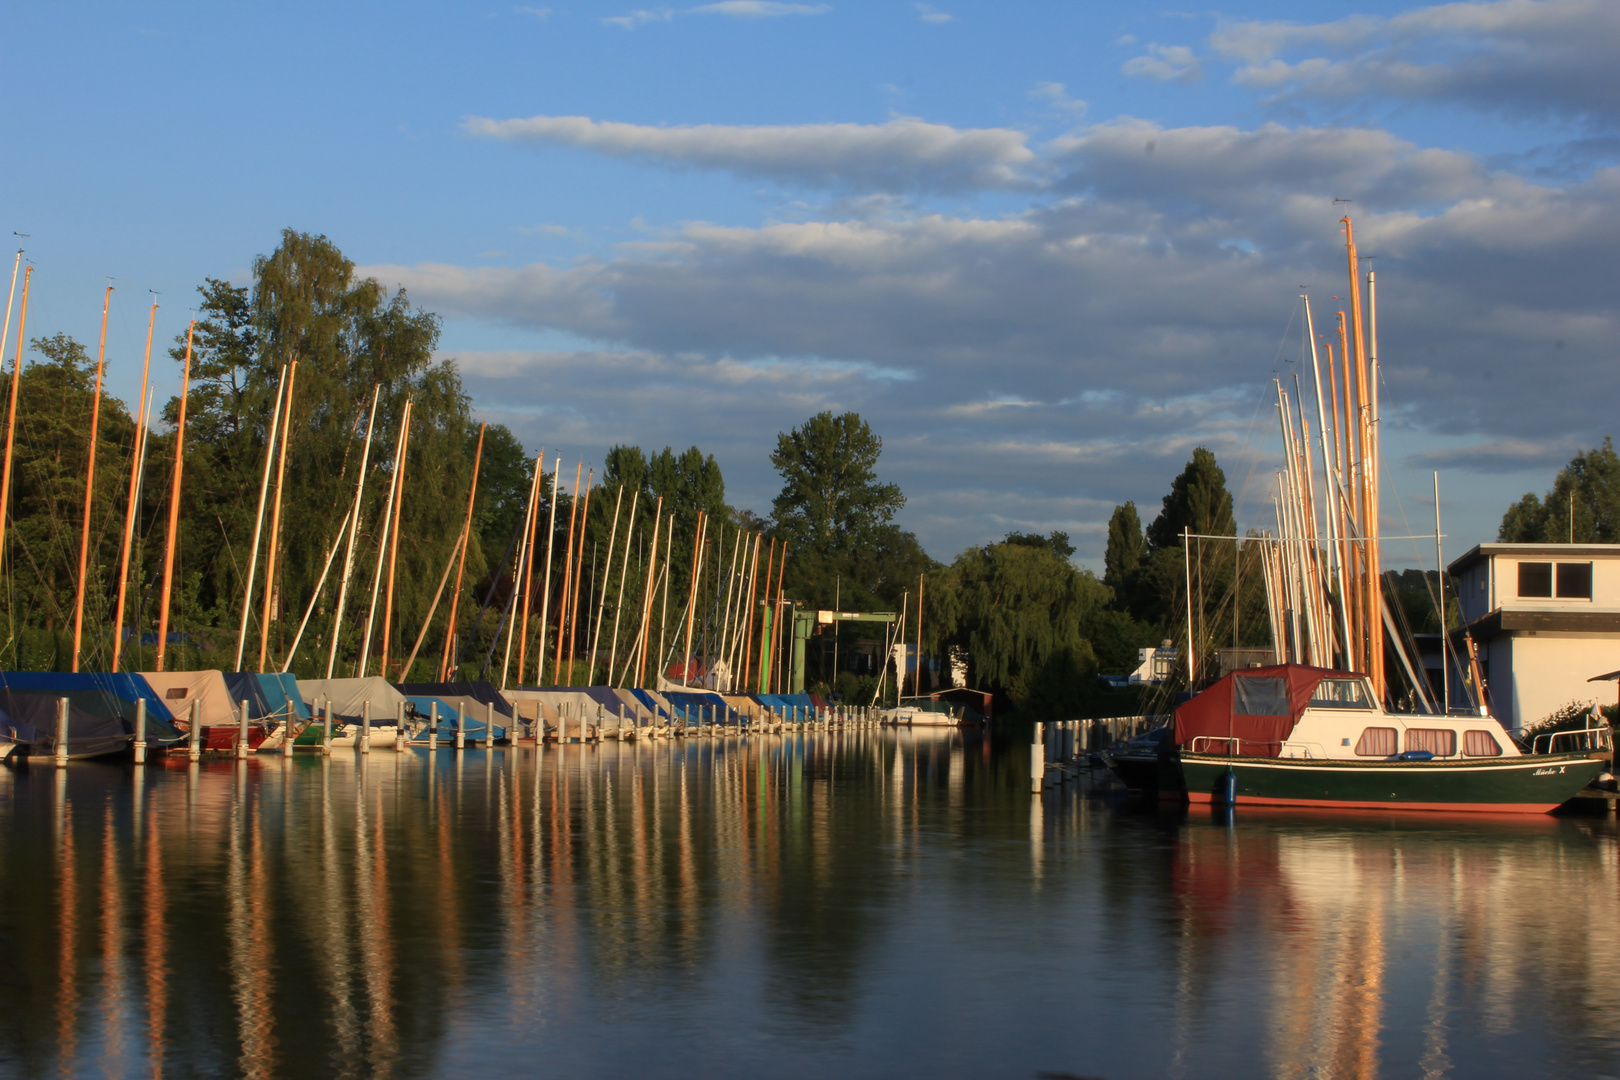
1172, 665, 1610, 813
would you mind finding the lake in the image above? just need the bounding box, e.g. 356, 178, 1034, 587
2, 728, 1617, 1079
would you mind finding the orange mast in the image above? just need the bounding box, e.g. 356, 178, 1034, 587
755, 537, 776, 692
259, 362, 297, 672
551, 463, 582, 685
154, 322, 194, 673
71, 287, 113, 672
438, 423, 485, 681
565, 471, 592, 683
379, 400, 411, 677
0, 266, 31, 582
634, 496, 663, 687
512, 454, 543, 686
113, 300, 158, 673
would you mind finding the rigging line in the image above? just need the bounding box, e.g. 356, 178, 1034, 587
1234, 299, 1308, 522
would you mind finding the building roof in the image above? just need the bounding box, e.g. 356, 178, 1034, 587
1447, 542, 1620, 576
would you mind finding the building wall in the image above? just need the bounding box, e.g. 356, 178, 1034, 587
1494, 633, 1613, 732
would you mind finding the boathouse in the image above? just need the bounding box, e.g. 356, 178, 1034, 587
1447, 543, 1620, 732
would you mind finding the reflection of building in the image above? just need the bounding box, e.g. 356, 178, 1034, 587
1448, 543, 1620, 731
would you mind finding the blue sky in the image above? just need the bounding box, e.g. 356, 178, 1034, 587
5, 0, 1618, 572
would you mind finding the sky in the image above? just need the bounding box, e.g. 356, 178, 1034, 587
4, 0, 1617, 573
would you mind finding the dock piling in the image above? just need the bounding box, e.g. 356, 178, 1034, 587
396, 701, 408, 752
322, 699, 332, 755
55, 696, 68, 768
188, 700, 201, 762
238, 699, 249, 759
455, 703, 465, 750
360, 700, 372, 754
1030, 721, 1044, 793
429, 701, 439, 750
133, 697, 147, 764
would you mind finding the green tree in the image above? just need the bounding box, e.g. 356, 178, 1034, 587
1498, 437, 1620, 542
1103, 502, 1143, 593
1145, 447, 1236, 549
770, 411, 903, 558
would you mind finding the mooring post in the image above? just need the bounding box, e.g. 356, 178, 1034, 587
188, 700, 202, 762
455, 703, 465, 750
396, 701, 408, 753
55, 696, 69, 768
360, 701, 372, 754
429, 701, 439, 750
237, 699, 249, 760
133, 697, 147, 764
487, 701, 497, 748
322, 699, 332, 755
282, 705, 295, 758
1030, 721, 1044, 793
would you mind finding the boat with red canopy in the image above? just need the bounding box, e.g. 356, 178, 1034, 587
1173, 664, 1610, 813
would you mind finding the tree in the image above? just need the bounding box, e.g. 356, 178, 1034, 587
1145, 447, 1235, 550
1104, 502, 1143, 592
1498, 437, 1620, 542
770, 411, 903, 558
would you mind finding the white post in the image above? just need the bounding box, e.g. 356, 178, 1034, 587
429, 701, 439, 750
237, 699, 249, 760
455, 703, 465, 750
360, 700, 371, 754
282, 705, 294, 758
322, 698, 332, 756
488, 700, 497, 748
396, 700, 407, 753
133, 697, 147, 764
1029, 721, 1044, 794
187, 700, 201, 762
55, 697, 69, 768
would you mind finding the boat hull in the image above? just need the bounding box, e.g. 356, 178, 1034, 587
1180, 751, 1609, 814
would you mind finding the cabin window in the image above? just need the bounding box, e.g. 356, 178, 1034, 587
1464, 729, 1503, 757
1234, 676, 1288, 715
1310, 679, 1373, 709
1353, 727, 1397, 757
164, 688, 188, 700
1405, 728, 1457, 757
1557, 562, 1593, 599
1518, 562, 1552, 598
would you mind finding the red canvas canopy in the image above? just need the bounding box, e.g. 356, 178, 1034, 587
1172, 664, 1346, 757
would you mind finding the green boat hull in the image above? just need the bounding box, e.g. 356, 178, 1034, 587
1179, 750, 1608, 813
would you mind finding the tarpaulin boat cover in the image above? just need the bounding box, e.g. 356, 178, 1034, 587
0, 671, 187, 744
721, 694, 763, 717
138, 670, 243, 729
503, 689, 604, 724
298, 677, 408, 721
224, 673, 312, 724
396, 681, 515, 719
1171, 664, 1340, 757
400, 698, 500, 736
627, 688, 673, 719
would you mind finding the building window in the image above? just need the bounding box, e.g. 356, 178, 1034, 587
1518, 562, 1552, 597
1464, 730, 1502, 757
1353, 727, 1397, 757
1557, 562, 1593, 599
1405, 728, 1457, 756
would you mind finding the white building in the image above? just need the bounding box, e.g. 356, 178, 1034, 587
1447, 543, 1620, 733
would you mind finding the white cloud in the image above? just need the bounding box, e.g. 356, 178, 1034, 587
914, 3, 953, 23
393, 116, 1620, 557
689, 1, 830, 16
1030, 81, 1087, 116
602, 8, 674, 28
1208, 0, 1620, 125
514, 5, 551, 19
1122, 43, 1202, 83
461, 114, 1039, 192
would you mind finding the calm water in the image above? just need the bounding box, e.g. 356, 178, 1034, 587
2, 730, 1619, 1080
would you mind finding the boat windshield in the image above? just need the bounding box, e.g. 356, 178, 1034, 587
1310, 678, 1373, 709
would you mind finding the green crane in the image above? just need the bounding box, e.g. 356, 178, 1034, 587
759, 605, 897, 694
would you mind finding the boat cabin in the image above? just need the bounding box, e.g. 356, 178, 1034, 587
1174, 665, 1522, 762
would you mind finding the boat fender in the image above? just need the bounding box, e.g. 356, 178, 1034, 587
1397, 750, 1434, 762
1218, 768, 1237, 806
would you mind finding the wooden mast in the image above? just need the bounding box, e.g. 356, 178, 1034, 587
259, 362, 297, 671
233, 365, 285, 671
565, 471, 592, 684
154, 321, 194, 673
113, 300, 158, 673
71, 286, 113, 673
588, 483, 624, 680
754, 537, 776, 693
682, 511, 705, 685
0, 266, 31, 584
633, 496, 663, 687
506, 453, 543, 688
359, 402, 409, 678
533, 457, 561, 685
437, 422, 485, 681
772, 544, 787, 693
915, 572, 924, 697
551, 463, 582, 685
657, 513, 673, 682
325, 385, 382, 680
606, 488, 639, 687
380, 401, 411, 678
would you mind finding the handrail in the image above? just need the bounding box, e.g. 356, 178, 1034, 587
1189, 736, 1242, 754
1531, 719, 1613, 755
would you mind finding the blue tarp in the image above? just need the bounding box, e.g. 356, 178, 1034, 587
663, 690, 732, 721
627, 688, 672, 719
401, 697, 504, 739
0, 671, 186, 744
395, 681, 514, 719
224, 673, 312, 723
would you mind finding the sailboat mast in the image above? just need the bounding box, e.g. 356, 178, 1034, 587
233, 365, 285, 671
71, 286, 113, 672
588, 484, 624, 680
682, 510, 706, 685
437, 422, 485, 681
358, 403, 409, 678
506, 453, 543, 689
380, 402, 411, 678
533, 457, 562, 685
259, 362, 297, 672
565, 471, 592, 684
0, 266, 31, 586
154, 321, 194, 673
325, 384, 382, 680
551, 463, 582, 685
113, 301, 158, 673
634, 497, 663, 687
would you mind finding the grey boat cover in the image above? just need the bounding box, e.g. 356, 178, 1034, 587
298, 677, 408, 721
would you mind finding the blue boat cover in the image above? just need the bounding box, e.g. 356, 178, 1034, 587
401, 697, 504, 738
224, 673, 312, 723
0, 671, 187, 745
395, 681, 514, 719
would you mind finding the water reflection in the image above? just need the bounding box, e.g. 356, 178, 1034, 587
0, 730, 1616, 1079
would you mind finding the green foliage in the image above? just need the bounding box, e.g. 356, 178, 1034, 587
1145, 446, 1236, 549
1103, 502, 1143, 595
1498, 437, 1620, 542
770, 411, 903, 558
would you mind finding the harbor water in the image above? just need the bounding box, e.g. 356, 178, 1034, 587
2, 729, 1618, 1079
